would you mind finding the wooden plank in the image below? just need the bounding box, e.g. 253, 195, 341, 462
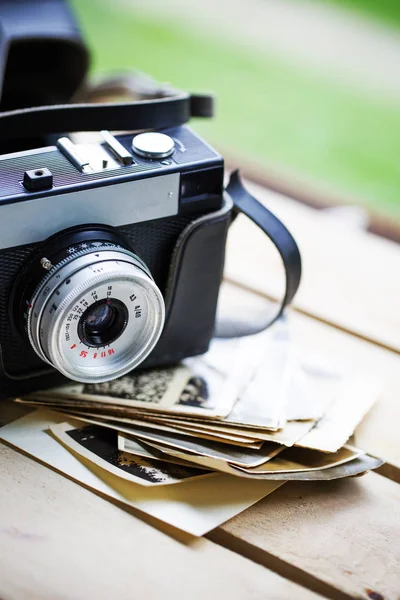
211, 472, 400, 600
225, 180, 400, 353
0, 442, 322, 600
218, 282, 400, 481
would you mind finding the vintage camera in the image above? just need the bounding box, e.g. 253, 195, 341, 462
0, 0, 301, 395
0, 126, 231, 389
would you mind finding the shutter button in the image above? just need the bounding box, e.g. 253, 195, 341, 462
132, 133, 175, 159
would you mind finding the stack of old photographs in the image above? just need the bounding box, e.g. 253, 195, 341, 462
11, 319, 383, 488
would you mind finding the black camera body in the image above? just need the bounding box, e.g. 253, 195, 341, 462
0, 0, 302, 396
0, 125, 231, 393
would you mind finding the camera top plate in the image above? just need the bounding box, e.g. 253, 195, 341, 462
0, 126, 222, 202
0, 126, 224, 251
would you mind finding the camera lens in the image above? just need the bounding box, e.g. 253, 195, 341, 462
24, 239, 165, 383
86, 302, 114, 331
78, 299, 128, 347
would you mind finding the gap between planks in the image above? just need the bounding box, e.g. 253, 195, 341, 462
207, 527, 351, 600
209, 472, 400, 600
225, 180, 400, 354
0, 441, 324, 600
224, 275, 400, 357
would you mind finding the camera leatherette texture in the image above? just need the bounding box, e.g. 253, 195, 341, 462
143, 197, 232, 368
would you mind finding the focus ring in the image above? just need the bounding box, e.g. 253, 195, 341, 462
27, 242, 148, 323
27, 248, 165, 383
27, 249, 149, 360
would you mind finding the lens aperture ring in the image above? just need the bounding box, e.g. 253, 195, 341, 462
27, 247, 165, 383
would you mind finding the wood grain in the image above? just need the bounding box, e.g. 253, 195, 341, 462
225, 180, 400, 353
211, 472, 400, 600
0, 442, 321, 600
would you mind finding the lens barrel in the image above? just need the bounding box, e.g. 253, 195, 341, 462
12, 227, 165, 383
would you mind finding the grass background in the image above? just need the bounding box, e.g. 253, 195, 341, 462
71, 0, 400, 220
324, 0, 400, 28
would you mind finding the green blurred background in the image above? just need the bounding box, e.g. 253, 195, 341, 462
71, 0, 400, 222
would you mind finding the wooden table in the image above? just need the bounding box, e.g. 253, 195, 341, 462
1, 181, 399, 600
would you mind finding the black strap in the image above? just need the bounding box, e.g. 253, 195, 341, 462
0, 90, 214, 141
215, 171, 302, 338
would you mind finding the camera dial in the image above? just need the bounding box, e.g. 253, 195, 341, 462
132, 132, 175, 159
13, 227, 165, 383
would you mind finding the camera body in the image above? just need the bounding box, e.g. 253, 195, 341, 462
0, 125, 231, 393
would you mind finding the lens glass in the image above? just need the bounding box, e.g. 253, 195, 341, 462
78, 298, 128, 347
86, 303, 114, 332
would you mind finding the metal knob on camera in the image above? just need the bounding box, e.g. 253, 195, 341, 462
131, 133, 175, 159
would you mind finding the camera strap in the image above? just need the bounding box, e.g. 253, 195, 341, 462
215, 171, 302, 338
0, 89, 214, 141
